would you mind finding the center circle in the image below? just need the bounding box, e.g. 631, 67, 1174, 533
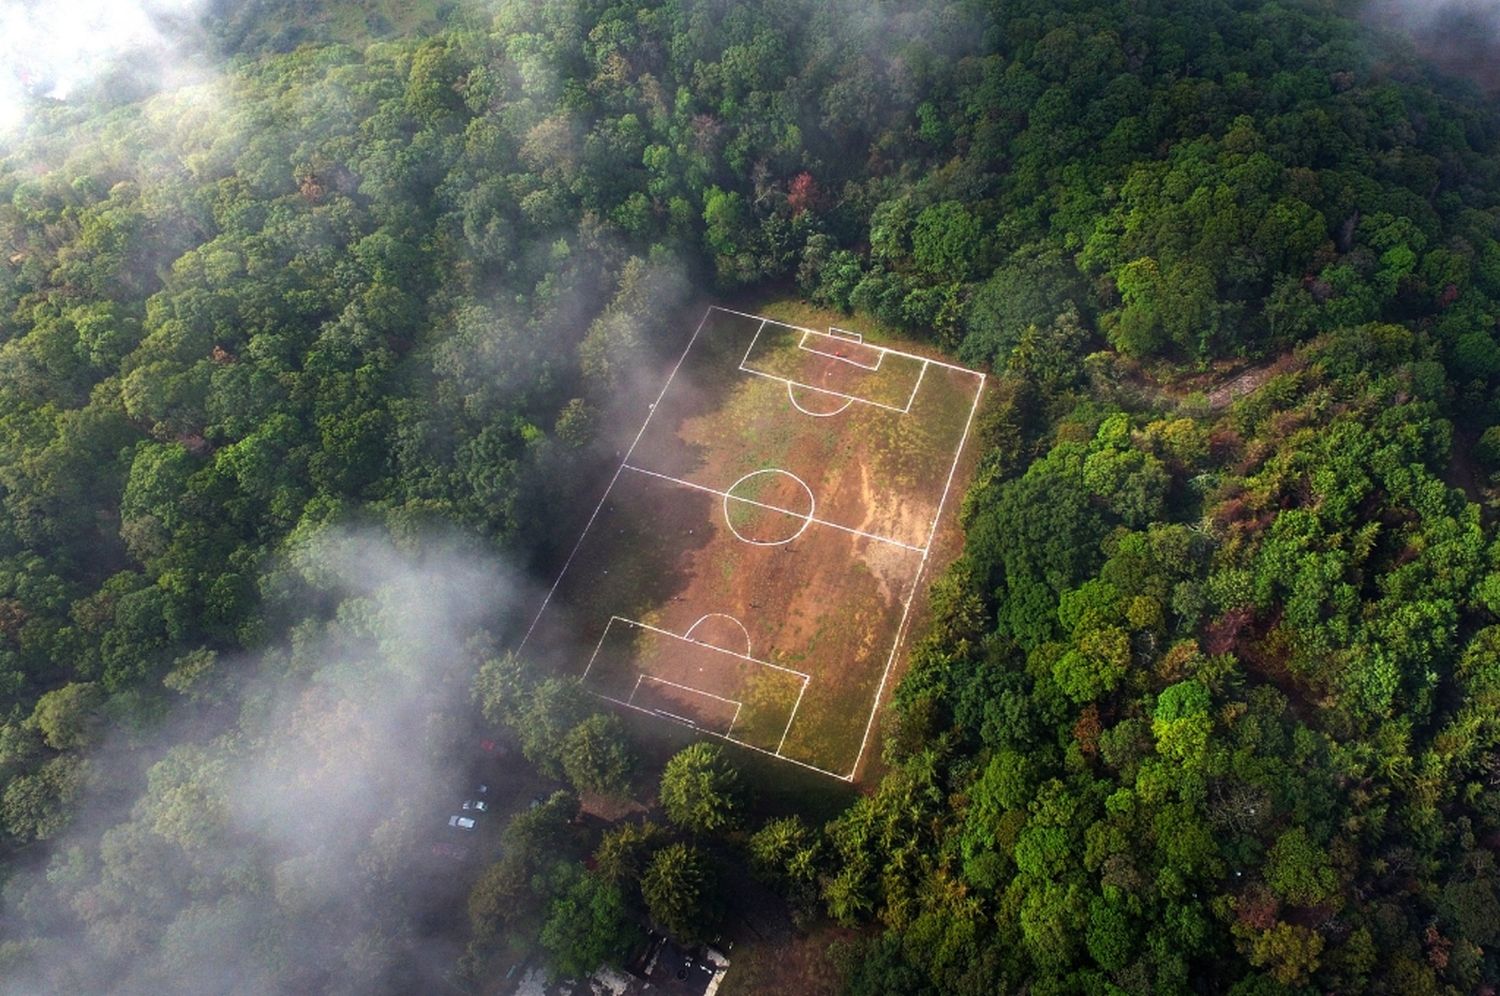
722, 469, 815, 546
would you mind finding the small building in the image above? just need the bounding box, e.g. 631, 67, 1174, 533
505, 935, 729, 996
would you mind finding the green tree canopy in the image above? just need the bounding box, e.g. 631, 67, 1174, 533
640, 843, 717, 945
659, 742, 743, 836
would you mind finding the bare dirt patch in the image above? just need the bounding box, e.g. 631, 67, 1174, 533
520, 307, 983, 779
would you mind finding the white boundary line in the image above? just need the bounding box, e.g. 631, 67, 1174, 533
844, 371, 986, 779
903, 360, 929, 414
640, 675, 740, 709
777, 680, 808, 755
714, 306, 983, 377
797, 328, 883, 371
632, 674, 744, 736
594, 691, 844, 779
593, 614, 811, 680
739, 318, 767, 369
518, 308, 714, 650
683, 612, 753, 656
581, 616, 615, 682
922, 367, 985, 550
519, 304, 987, 782
786, 381, 853, 417
739, 365, 912, 414
622, 464, 926, 553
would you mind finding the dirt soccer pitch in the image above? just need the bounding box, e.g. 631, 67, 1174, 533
521, 306, 985, 780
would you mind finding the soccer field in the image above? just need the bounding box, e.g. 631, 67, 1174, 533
520, 307, 985, 779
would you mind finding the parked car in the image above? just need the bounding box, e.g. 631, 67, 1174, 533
474, 783, 488, 795
462, 799, 488, 813
448, 815, 476, 831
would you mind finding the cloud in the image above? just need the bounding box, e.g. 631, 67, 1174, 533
1365, 0, 1500, 27
0, 0, 212, 139
1362, 0, 1500, 92
0, 526, 533, 995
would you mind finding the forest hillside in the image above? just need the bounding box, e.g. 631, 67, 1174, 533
2, 0, 1500, 993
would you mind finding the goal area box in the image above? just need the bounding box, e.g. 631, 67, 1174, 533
521, 307, 984, 780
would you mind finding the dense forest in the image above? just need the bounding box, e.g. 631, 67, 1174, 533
4, 0, 1500, 992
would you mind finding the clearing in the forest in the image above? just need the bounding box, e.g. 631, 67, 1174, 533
521, 306, 984, 779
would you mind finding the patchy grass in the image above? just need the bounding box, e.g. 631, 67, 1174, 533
523, 306, 983, 779
311, 0, 447, 44
719, 924, 854, 996
742, 294, 913, 350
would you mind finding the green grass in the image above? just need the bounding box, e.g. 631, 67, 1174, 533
224, 0, 449, 54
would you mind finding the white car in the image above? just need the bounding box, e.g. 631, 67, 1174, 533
462, 800, 488, 813
448, 815, 476, 831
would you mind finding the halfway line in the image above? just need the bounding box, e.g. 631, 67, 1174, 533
621, 464, 926, 553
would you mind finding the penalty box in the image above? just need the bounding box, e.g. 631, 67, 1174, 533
740, 317, 921, 412
521, 307, 985, 780
586, 616, 809, 752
